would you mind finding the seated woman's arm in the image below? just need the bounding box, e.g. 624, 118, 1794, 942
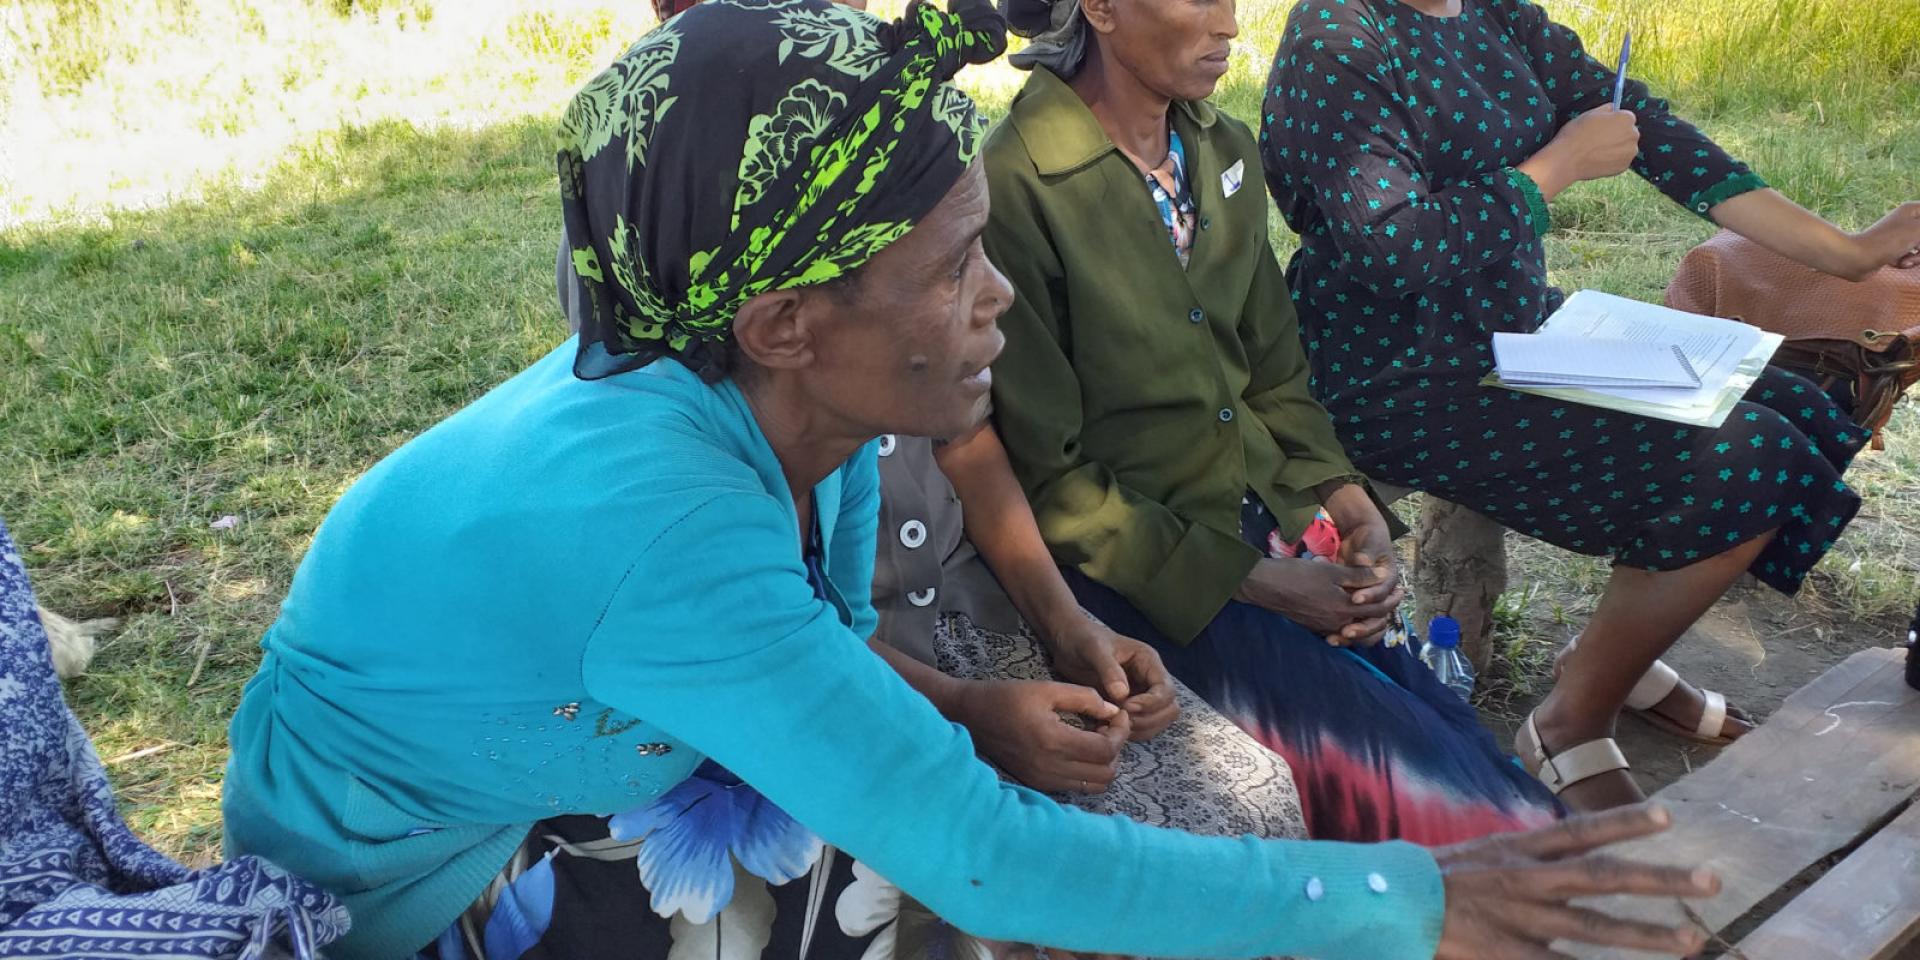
1263, 7, 1554, 294
934, 425, 1086, 652
846, 427, 1148, 792
1238, 250, 1365, 505
1708, 192, 1920, 281
578, 452, 1445, 960
1502, 0, 1920, 277
1234, 250, 1406, 645
934, 424, 1178, 737
864, 631, 1135, 794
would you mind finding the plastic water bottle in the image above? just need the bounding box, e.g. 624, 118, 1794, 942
1420, 615, 1477, 702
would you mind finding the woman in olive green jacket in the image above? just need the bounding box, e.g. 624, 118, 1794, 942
984, 0, 1562, 846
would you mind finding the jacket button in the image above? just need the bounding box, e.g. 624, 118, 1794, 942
907, 587, 937, 607
1189, 308, 1205, 324
1218, 408, 1235, 423
1200, 217, 1212, 231
877, 434, 897, 457
899, 519, 927, 548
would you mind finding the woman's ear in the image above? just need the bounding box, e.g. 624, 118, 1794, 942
1081, 0, 1118, 34
732, 290, 817, 372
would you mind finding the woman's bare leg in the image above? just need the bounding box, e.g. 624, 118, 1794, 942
1527, 529, 1777, 810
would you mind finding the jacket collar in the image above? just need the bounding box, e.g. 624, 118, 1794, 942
1007, 67, 1218, 177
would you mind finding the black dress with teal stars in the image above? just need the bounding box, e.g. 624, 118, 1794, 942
1259, 0, 1864, 592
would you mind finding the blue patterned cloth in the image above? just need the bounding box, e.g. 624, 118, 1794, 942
1143, 129, 1197, 266
0, 517, 351, 959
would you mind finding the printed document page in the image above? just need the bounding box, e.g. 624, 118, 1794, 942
1534, 290, 1763, 406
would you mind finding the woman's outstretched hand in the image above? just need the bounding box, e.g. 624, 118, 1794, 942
1435, 804, 1720, 960
1707, 191, 1920, 282
1839, 201, 1920, 278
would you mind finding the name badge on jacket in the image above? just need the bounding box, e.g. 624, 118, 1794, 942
1221, 159, 1246, 198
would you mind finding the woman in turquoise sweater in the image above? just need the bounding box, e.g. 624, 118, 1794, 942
221, 2, 1718, 958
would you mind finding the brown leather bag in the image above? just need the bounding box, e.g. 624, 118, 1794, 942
1666, 230, 1920, 449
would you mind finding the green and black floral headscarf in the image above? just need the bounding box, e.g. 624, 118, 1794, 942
559, 0, 1007, 380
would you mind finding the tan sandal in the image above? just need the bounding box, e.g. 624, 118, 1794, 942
1515, 710, 1631, 796
1622, 658, 1737, 746
1557, 635, 1743, 747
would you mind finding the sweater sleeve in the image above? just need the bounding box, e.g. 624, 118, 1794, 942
1497, 0, 1766, 215
1263, 6, 1546, 296
581, 484, 1445, 960
982, 153, 1258, 644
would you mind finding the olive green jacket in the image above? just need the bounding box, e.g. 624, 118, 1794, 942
984, 68, 1374, 644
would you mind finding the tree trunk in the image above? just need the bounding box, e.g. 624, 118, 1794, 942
1410, 497, 1507, 675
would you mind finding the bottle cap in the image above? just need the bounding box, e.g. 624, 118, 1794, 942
1428, 616, 1462, 649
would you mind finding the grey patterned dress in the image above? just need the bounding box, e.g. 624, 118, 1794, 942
872, 436, 1305, 840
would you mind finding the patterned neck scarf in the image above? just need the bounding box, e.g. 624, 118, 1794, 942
1144, 128, 1196, 268
559, 0, 1007, 380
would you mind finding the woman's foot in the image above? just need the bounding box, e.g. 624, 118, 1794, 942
1554, 642, 1755, 744
1635, 677, 1756, 743
1516, 704, 1648, 812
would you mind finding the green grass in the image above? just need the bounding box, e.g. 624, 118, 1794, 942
2, 116, 567, 859
3, 0, 1918, 860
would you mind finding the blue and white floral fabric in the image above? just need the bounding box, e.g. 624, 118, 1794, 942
0, 517, 350, 959
1144, 129, 1197, 267
609, 761, 823, 924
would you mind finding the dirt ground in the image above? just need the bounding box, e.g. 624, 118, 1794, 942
1485, 577, 1913, 794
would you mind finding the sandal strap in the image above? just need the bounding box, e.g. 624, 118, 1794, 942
1696, 689, 1729, 740
1625, 658, 1681, 712
1524, 713, 1631, 795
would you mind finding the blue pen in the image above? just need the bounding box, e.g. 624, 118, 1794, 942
1612, 28, 1632, 109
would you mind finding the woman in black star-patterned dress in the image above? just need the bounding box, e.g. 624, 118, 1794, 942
1260, 0, 1920, 808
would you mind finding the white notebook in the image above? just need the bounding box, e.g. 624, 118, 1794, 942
1480, 289, 1782, 428
1492, 333, 1702, 389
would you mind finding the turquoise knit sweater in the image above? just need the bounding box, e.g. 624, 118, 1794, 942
222, 343, 1446, 960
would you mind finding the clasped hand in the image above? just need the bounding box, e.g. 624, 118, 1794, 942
953, 619, 1178, 795
1236, 490, 1405, 646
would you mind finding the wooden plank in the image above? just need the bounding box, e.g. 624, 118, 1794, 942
1563, 647, 1920, 959
1736, 801, 1920, 960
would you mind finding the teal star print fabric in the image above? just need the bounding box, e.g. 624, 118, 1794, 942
1259, 0, 1860, 591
